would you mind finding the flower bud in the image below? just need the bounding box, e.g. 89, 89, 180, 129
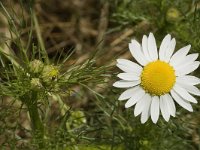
66, 110, 86, 129
166, 8, 181, 23
29, 59, 44, 74
41, 65, 59, 83
31, 78, 42, 89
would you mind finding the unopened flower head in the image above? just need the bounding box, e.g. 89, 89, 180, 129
31, 78, 42, 89
42, 65, 59, 82
66, 110, 86, 130
71, 111, 86, 125
29, 59, 44, 74
113, 33, 200, 124
166, 7, 181, 23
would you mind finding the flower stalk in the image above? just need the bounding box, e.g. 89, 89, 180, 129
23, 91, 44, 147
27, 101, 44, 137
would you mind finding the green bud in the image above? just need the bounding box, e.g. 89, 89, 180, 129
41, 65, 59, 83
29, 59, 44, 74
31, 78, 42, 89
71, 110, 86, 124
66, 110, 86, 129
166, 8, 181, 23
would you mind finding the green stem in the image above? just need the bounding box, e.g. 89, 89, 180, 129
26, 92, 45, 148
28, 102, 44, 135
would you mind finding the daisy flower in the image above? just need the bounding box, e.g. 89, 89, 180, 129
113, 33, 200, 124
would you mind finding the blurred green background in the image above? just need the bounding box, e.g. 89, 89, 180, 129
0, 0, 200, 149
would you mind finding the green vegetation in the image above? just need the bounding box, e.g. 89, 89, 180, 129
0, 0, 199, 149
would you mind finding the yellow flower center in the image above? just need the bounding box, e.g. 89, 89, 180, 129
49, 68, 59, 77
141, 60, 176, 96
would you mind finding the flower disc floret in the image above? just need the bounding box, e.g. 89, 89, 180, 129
141, 60, 176, 96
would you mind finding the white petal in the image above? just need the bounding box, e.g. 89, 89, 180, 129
163, 38, 176, 62
141, 95, 152, 124
177, 83, 200, 96
177, 75, 200, 85
173, 84, 197, 103
117, 73, 140, 81
163, 94, 176, 117
173, 53, 199, 70
134, 94, 148, 117
117, 59, 143, 74
170, 90, 193, 112
159, 34, 171, 61
148, 33, 158, 61
175, 61, 200, 76
125, 87, 146, 108
142, 35, 151, 61
160, 96, 170, 121
116, 64, 133, 73
118, 86, 140, 100
150, 96, 160, 124
170, 45, 191, 66
113, 80, 140, 88
129, 40, 148, 66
